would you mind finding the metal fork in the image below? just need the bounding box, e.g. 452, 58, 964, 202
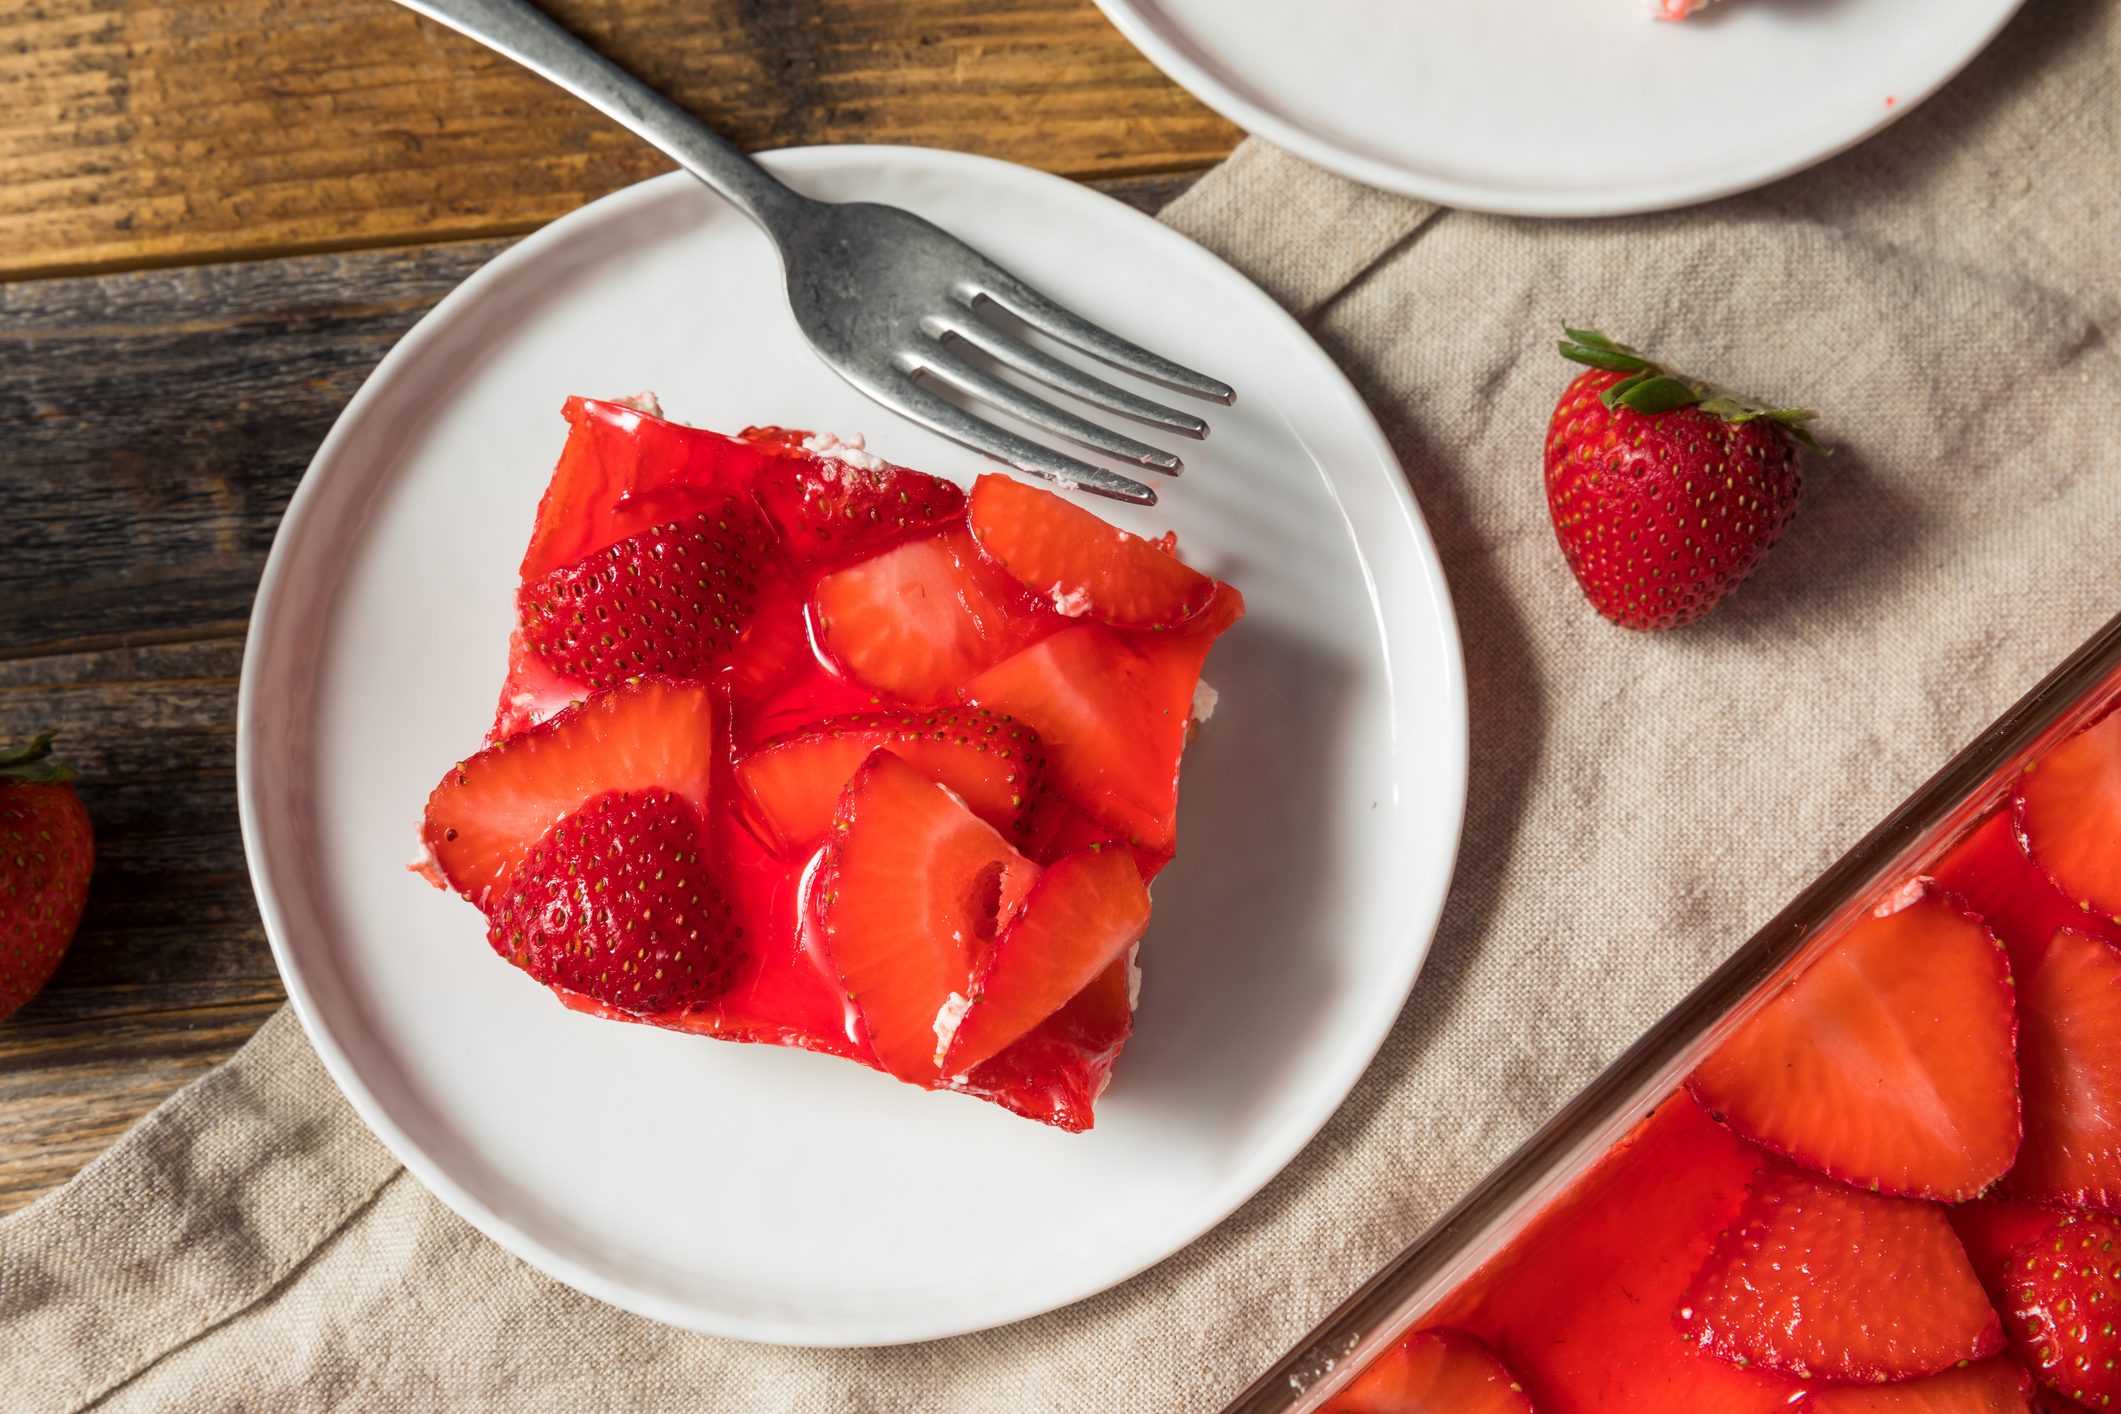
395, 0, 1233, 505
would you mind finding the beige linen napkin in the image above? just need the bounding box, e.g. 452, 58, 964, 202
8, 5, 2121, 1408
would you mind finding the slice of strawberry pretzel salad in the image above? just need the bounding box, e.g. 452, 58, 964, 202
415, 396, 1242, 1134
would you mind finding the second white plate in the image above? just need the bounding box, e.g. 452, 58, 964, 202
1096, 0, 2024, 215
239, 147, 1466, 1344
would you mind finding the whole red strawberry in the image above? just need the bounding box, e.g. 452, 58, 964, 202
1544, 327, 1817, 631
0, 734, 93, 1021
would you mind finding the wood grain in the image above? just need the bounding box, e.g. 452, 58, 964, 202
0, 0, 1240, 280
0, 165, 1200, 1215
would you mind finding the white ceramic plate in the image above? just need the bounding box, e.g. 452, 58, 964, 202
238, 147, 1466, 1345
1095, 0, 2024, 215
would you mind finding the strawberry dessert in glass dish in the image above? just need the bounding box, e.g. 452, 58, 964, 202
414, 396, 1242, 1133
1306, 695, 2121, 1412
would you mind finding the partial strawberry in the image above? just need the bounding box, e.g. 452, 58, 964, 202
1321, 1328, 1539, 1414
1999, 1213, 2121, 1409
521, 397, 771, 582
0, 735, 94, 1023
1800, 1358, 2035, 1413
2008, 927, 2121, 1211
420, 678, 718, 907
1545, 328, 1814, 631
740, 426, 966, 565
941, 846, 1150, 1077
2017, 707, 2121, 923
736, 707, 1045, 853
813, 749, 1041, 1082
962, 588, 1241, 855
1688, 881, 2020, 1202
951, 950, 1135, 1133
518, 499, 772, 691
965, 472, 1216, 629
486, 789, 735, 1014
1676, 1162, 2003, 1382
813, 527, 1050, 706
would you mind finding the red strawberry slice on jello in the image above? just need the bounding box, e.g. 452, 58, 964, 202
940, 845, 1151, 1078
2008, 927, 2121, 1211
813, 526, 1052, 706
951, 951, 1134, 1132
966, 472, 1218, 629
518, 498, 773, 691
813, 748, 1042, 1083
2017, 706, 2121, 922
964, 586, 1241, 856
1998, 1213, 2121, 1410
1688, 880, 2020, 1202
740, 425, 966, 566
736, 706, 1046, 854
486, 788, 736, 1014
1322, 1329, 1539, 1414
1799, 1358, 2035, 1413
420, 677, 719, 907
1676, 1161, 2003, 1382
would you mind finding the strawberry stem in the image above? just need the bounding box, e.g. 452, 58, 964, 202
1558, 325, 1826, 452
0, 733, 77, 785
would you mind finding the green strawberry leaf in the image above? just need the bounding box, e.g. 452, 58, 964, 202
1612, 375, 1708, 415
0, 733, 76, 785
1560, 325, 1825, 450
1559, 340, 1656, 374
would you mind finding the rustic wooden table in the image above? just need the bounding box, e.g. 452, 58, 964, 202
0, 0, 1237, 1214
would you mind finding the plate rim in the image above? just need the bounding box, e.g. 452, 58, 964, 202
1090, 0, 2029, 217
236, 145, 1469, 1346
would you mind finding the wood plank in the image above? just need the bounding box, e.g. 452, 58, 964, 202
0, 0, 1241, 280
0, 180, 1201, 1212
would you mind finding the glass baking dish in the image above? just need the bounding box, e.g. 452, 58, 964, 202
1225, 610, 2121, 1413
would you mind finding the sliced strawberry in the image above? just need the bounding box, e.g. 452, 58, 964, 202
740, 426, 966, 565
518, 500, 772, 691
521, 397, 772, 581
2008, 928, 2121, 1211
1676, 1162, 2003, 1382
1323, 1328, 1539, 1414
965, 472, 1217, 629
736, 706, 1045, 853
1423, 1094, 1804, 1412
1800, 1358, 2035, 1413
813, 749, 1041, 1082
940, 846, 1150, 1077
486, 789, 736, 1014
420, 678, 718, 907
2000, 1213, 2121, 1409
2018, 707, 2121, 922
1688, 881, 2020, 1201
812, 527, 1051, 706
961, 593, 1240, 855
951, 950, 1135, 1132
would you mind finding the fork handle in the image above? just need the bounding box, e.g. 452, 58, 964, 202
394, 0, 811, 237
